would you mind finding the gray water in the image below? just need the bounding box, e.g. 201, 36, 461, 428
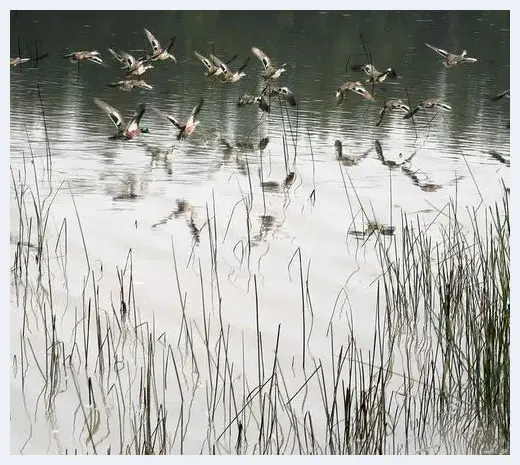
10, 10, 510, 454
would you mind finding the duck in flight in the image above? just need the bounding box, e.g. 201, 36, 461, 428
209, 54, 249, 83
403, 98, 452, 119
193, 50, 238, 78
94, 98, 148, 140
251, 46, 286, 80
336, 81, 375, 105
237, 92, 271, 113
108, 78, 153, 92
10, 56, 31, 67
270, 86, 297, 106
425, 43, 477, 67
108, 49, 153, 76
143, 28, 177, 63
153, 98, 204, 140
64, 50, 104, 66
351, 63, 398, 84
376, 99, 410, 126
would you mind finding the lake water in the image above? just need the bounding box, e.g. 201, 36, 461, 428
10, 10, 510, 454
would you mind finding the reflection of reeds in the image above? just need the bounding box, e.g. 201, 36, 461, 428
12, 162, 510, 453
11, 96, 509, 454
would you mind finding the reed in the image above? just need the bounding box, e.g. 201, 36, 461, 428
10, 98, 509, 455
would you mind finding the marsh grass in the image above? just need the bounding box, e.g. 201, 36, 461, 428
10, 95, 509, 455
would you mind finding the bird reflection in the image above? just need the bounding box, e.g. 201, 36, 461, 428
252, 214, 279, 243
375, 140, 441, 192
284, 171, 295, 189
348, 220, 395, 241
374, 139, 417, 168
111, 173, 148, 201
401, 165, 442, 192
218, 136, 270, 177
151, 199, 201, 245
488, 150, 510, 167
219, 136, 270, 154
335, 139, 372, 166
257, 167, 296, 192
146, 144, 173, 176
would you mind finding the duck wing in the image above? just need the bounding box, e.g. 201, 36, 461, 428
238, 56, 250, 74
434, 102, 452, 111
126, 103, 146, 133
118, 50, 138, 69
94, 98, 126, 130
257, 95, 271, 113
209, 53, 230, 76
87, 54, 105, 66
252, 46, 272, 71
403, 105, 421, 119
107, 48, 129, 67
165, 36, 177, 55
144, 28, 161, 54
378, 67, 398, 81
279, 86, 296, 106
194, 51, 214, 72
425, 43, 449, 59
352, 83, 375, 101
152, 107, 183, 129
186, 98, 204, 126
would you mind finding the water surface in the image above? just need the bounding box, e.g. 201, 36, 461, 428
10, 10, 510, 454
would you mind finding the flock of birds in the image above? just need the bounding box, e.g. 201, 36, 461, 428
11, 27, 510, 143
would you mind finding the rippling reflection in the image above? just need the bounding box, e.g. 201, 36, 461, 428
10, 11, 510, 455
10, 9, 510, 238
10, 10, 512, 366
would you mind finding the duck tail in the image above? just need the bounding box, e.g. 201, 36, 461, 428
437, 102, 452, 111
